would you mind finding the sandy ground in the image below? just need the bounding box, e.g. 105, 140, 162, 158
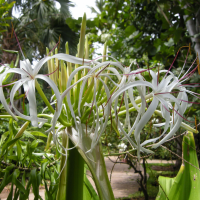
0, 158, 175, 200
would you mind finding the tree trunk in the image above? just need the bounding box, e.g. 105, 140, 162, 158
182, 5, 200, 61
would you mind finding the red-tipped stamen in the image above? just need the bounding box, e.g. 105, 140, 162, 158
45, 67, 59, 76
118, 92, 125, 114
180, 83, 200, 87
96, 63, 110, 77
165, 46, 190, 78
0, 82, 16, 87
178, 99, 200, 104
22, 68, 34, 79
155, 91, 183, 95
46, 41, 59, 57
162, 103, 194, 123
104, 87, 118, 107
179, 65, 198, 82
123, 65, 157, 76
178, 48, 190, 79
90, 55, 127, 68
0, 63, 10, 69
186, 91, 200, 101
11, 22, 25, 61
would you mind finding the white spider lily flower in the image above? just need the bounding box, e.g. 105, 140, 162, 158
0, 53, 88, 127
111, 69, 185, 159
0, 59, 61, 127
52, 60, 125, 153
0, 53, 98, 127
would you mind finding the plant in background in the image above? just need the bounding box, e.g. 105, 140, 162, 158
0, 13, 199, 200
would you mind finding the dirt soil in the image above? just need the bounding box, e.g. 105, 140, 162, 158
0, 158, 175, 200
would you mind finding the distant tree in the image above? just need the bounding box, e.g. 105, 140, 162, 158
0, 0, 78, 64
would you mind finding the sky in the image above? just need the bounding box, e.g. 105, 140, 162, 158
69, 0, 97, 20
69, 0, 104, 56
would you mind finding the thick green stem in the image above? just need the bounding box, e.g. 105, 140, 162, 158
75, 138, 115, 200
65, 127, 85, 200
56, 131, 68, 200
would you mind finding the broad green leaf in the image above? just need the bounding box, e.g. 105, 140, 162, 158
156, 176, 174, 200
125, 25, 136, 37
156, 132, 200, 200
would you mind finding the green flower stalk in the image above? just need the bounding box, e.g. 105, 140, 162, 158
56, 131, 68, 200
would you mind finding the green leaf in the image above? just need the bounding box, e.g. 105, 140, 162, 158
7, 136, 22, 149
13, 176, 27, 194
156, 176, 175, 200
31, 131, 47, 137
31, 140, 39, 149
31, 168, 39, 200
23, 131, 36, 139
156, 132, 200, 200
125, 25, 136, 37
7, 155, 18, 161
16, 141, 22, 160
41, 162, 48, 179
13, 188, 20, 200
83, 174, 99, 200
7, 183, 14, 200
0, 165, 14, 193
0, 131, 9, 146
2, 49, 18, 54
1, 119, 14, 155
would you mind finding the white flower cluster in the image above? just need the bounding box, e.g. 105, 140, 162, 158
0, 53, 198, 159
